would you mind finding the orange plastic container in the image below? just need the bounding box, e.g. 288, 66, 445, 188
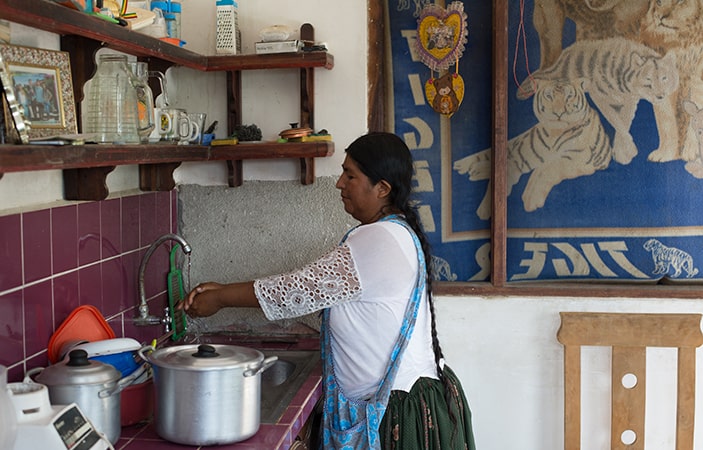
47, 305, 115, 363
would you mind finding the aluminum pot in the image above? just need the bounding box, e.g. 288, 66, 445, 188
31, 349, 126, 444
141, 343, 277, 446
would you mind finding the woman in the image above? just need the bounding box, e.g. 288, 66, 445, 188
182, 132, 475, 450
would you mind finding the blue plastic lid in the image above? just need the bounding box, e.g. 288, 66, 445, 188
216, 0, 237, 6
170, 2, 181, 12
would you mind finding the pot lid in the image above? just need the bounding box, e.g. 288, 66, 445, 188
148, 344, 264, 370
35, 350, 121, 386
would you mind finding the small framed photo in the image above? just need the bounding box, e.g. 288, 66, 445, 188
0, 44, 77, 138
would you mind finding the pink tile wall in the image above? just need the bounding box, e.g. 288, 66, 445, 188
0, 190, 179, 382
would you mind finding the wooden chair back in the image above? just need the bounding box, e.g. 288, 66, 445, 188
557, 312, 703, 450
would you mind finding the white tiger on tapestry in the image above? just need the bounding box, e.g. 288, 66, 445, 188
454, 79, 611, 219
639, 0, 703, 168
519, 37, 679, 166
532, 0, 650, 69
682, 99, 703, 178
430, 255, 457, 281
643, 239, 699, 278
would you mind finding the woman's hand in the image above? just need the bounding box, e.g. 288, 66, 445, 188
180, 282, 226, 317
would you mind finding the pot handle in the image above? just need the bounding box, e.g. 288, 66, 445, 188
136, 343, 157, 364
98, 373, 137, 399
23, 367, 45, 384
243, 356, 278, 378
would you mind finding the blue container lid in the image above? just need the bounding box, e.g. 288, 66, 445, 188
170, 2, 181, 12
150, 0, 168, 11
217, 0, 237, 6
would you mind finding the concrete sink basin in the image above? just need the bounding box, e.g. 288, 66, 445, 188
259, 349, 320, 423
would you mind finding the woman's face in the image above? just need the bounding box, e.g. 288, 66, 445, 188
336, 155, 388, 224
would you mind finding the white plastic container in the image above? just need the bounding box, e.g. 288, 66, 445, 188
216, 0, 239, 55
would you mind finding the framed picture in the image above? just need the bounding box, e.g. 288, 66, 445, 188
0, 52, 29, 144
0, 44, 77, 138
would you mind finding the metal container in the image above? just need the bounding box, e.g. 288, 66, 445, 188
142, 343, 277, 446
33, 349, 124, 444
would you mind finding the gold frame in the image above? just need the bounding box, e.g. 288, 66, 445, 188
0, 44, 77, 138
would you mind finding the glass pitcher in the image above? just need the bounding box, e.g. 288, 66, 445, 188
83, 54, 142, 144
129, 61, 156, 143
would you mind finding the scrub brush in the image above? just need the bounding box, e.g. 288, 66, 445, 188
167, 244, 188, 341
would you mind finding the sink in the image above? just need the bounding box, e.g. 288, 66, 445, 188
262, 359, 296, 386
259, 350, 320, 423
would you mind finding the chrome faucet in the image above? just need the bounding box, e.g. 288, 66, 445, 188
135, 233, 192, 326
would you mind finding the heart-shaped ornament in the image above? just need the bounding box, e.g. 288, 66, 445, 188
415, 1, 468, 72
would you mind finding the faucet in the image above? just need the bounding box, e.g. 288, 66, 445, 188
135, 233, 192, 326
148, 70, 170, 107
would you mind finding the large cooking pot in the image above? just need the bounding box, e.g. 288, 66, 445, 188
31, 349, 126, 444
141, 343, 277, 446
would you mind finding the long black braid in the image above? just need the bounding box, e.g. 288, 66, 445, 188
345, 132, 460, 437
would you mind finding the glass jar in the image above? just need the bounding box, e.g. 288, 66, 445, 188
83, 54, 141, 144
128, 61, 155, 143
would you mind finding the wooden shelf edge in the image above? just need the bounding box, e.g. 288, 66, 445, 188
0, 141, 334, 171
0, 141, 335, 199
434, 281, 703, 299
0, 144, 209, 172
210, 141, 334, 161
205, 52, 334, 71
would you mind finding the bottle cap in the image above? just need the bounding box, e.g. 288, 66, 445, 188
150, 1, 168, 11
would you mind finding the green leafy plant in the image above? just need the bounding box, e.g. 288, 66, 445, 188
233, 124, 262, 141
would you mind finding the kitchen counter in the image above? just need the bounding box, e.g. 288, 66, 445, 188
114, 335, 322, 450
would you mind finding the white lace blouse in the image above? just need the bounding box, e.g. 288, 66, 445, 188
254, 220, 438, 399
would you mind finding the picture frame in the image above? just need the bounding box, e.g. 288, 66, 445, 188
0, 44, 77, 138
0, 52, 29, 144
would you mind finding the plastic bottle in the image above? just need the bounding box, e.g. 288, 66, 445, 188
170, 1, 182, 40
152, 0, 181, 40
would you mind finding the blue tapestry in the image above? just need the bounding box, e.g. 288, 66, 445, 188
387, 0, 703, 283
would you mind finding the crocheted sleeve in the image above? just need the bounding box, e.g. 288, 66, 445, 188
254, 243, 362, 320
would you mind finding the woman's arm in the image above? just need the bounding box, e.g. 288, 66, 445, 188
179, 281, 259, 317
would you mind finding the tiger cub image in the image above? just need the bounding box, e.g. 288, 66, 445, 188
518, 37, 679, 166
454, 79, 611, 219
643, 239, 699, 278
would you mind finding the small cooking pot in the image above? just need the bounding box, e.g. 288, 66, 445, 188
141, 343, 277, 446
31, 349, 127, 444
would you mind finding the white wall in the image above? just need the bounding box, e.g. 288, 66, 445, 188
438, 295, 703, 450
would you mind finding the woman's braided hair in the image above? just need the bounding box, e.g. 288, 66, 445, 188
345, 132, 459, 430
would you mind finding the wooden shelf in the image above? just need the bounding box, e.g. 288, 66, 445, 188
0, 0, 334, 72
0, 141, 334, 199
0, 0, 335, 200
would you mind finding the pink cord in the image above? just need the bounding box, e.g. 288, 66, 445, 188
513, 0, 536, 97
